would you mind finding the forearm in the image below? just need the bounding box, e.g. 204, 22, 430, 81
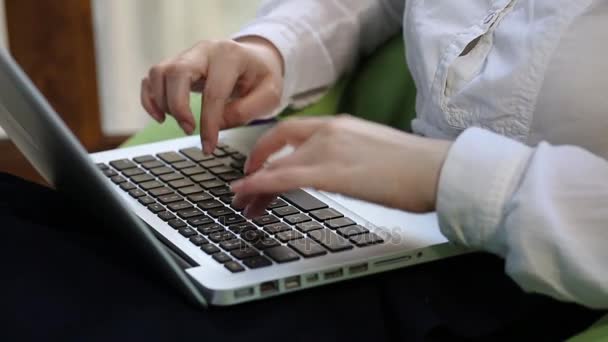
438, 128, 608, 308
233, 0, 404, 110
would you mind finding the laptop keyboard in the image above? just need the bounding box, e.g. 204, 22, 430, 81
97, 143, 384, 273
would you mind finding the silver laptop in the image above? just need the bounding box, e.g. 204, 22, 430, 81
0, 48, 468, 307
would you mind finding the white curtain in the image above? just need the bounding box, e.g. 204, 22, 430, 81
92, 0, 261, 136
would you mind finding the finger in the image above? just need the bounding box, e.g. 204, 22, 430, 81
244, 117, 328, 174
222, 77, 281, 128
200, 59, 241, 154
242, 194, 275, 218
231, 166, 323, 196
148, 63, 169, 115
141, 78, 165, 123
165, 67, 197, 134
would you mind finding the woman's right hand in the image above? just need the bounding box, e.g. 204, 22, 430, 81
141, 37, 285, 154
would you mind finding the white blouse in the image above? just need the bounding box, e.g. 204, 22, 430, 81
234, 0, 608, 308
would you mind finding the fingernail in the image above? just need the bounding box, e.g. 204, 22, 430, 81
243, 206, 251, 218
180, 122, 194, 135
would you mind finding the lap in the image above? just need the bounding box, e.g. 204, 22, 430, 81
0, 173, 602, 341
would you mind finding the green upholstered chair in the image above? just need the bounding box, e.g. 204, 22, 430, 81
121, 35, 607, 341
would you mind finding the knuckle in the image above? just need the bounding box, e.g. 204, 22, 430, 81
265, 82, 282, 105
149, 64, 165, 79
165, 60, 189, 77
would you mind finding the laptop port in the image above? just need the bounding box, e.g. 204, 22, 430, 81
305, 273, 319, 284
284, 276, 301, 290
260, 280, 279, 296
234, 287, 254, 299
348, 263, 368, 275
323, 268, 343, 280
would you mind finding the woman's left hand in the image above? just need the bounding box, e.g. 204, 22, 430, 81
231, 115, 452, 218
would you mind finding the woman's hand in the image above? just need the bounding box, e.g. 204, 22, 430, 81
231, 116, 452, 217
141, 37, 284, 154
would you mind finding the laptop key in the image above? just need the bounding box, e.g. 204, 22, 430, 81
157, 211, 176, 221
110, 159, 137, 170
208, 207, 235, 218
189, 235, 209, 246
181, 166, 206, 176
308, 229, 353, 252
325, 217, 356, 229
209, 231, 236, 243
281, 189, 327, 212
263, 222, 291, 235
295, 221, 324, 233
178, 185, 204, 196
160, 172, 184, 182
284, 213, 311, 225
122, 167, 145, 177
276, 230, 304, 242
198, 223, 224, 235
96, 163, 109, 170
349, 233, 384, 247
337, 225, 369, 237
201, 244, 220, 255
219, 172, 243, 182
232, 152, 246, 161
138, 196, 155, 206
149, 187, 173, 197
265, 246, 300, 263
228, 222, 257, 234
241, 229, 268, 243
158, 193, 183, 204
272, 206, 299, 217
213, 252, 232, 264
267, 198, 288, 209
242, 255, 272, 269
140, 181, 164, 190
157, 151, 185, 164
141, 160, 164, 170
220, 195, 234, 204
224, 261, 245, 273
180, 147, 214, 162
220, 239, 248, 251
212, 148, 228, 158
169, 179, 194, 189
252, 215, 279, 226
128, 189, 146, 198
187, 216, 214, 227
230, 160, 244, 171
133, 155, 156, 163
198, 199, 223, 210
150, 166, 174, 176
288, 238, 328, 258
167, 201, 192, 212
221, 146, 239, 155
201, 179, 225, 189
130, 174, 155, 184
209, 165, 233, 175
147, 203, 165, 213
178, 227, 197, 238
200, 159, 223, 169
110, 175, 127, 184
231, 247, 259, 260
219, 214, 246, 226
172, 160, 196, 170
177, 208, 205, 219
103, 169, 118, 177
251, 237, 281, 250
210, 186, 233, 197
310, 208, 343, 221
190, 173, 216, 183
187, 192, 213, 203
119, 182, 137, 191
168, 219, 187, 229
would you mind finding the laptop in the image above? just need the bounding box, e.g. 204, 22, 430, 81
0, 48, 468, 307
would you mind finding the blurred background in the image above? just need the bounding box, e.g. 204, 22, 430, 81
0, 0, 261, 183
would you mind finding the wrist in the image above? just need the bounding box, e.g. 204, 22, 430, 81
235, 36, 285, 76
